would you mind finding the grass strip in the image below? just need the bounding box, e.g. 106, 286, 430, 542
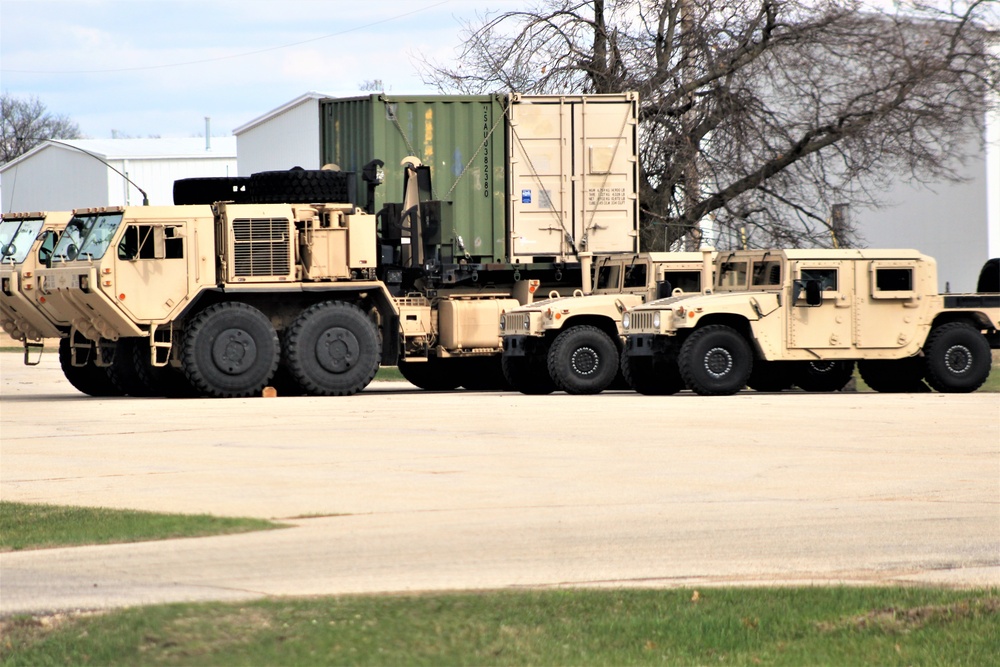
1, 588, 997, 666
0, 502, 283, 552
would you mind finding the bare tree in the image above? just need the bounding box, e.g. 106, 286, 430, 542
1, 93, 81, 165
420, 1, 998, 250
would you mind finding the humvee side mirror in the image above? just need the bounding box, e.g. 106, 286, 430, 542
792, 279, 823, 306
656, 280, 673, 299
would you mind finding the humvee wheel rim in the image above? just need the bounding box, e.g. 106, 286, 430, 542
212, 328, 258, 375
704, 346, 733, 378
570, 346, 600, 376
316, 326, 360, 374
944, 344, 972, 375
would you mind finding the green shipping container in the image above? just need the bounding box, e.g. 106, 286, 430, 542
321, 95, 507, 263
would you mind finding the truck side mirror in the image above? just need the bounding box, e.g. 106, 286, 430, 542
792, 279, 823, 306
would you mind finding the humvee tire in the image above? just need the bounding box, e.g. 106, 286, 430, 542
857, 358, 928, 393
502, 354, 556, 395
173, 177, 251, 205
547, 325, 619, 395
678, 324, 752, 395
793, 360, 855, 392
285, 301, 380, 396
620, 354, 684, 395
58, 337, 120, 397
398, 358, 463, 391
747, 360, 795, 392
182, 302, 280, 398
923, 322, 992, 393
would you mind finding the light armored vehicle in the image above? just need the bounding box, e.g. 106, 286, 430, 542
621, 249, 1000, 395
500, 250, 712, 394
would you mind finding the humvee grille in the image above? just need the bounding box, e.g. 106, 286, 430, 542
504, 313, 529, 332
630, 311, 657, 331
232, 218, 291, 277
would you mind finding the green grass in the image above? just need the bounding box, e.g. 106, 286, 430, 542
1, 588, 997, 666
0, 502, 284, 552
373, 365, 404, 382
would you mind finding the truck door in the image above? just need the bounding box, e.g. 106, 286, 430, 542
112, 222, 189, 322
787, 261, 854, 350
854, 260, 923, 349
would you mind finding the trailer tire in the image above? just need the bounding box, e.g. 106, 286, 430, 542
747, 360, 795, 392
250, 170, 353, 204
398, 358, 462, 391
923, 322, 992, 393
58, 337, 120, 396
173, 177, 251, 205
502, 353, 556, 395
792, 359, 855, 392
286, 301, 380, 396
547, 325, 619, 395
620, 353, 684, 395
182, 302, 279, 398
678, 325, 752, 396
857, 358, 928, 393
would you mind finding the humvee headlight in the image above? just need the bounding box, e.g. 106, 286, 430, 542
622, 312, 631, 330
652, 312, 661, 329
499, 315, 506, 331
523, 317, 530, 331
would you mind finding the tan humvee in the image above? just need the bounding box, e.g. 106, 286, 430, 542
499, 250, 713, 394
621, 249, 1000, 395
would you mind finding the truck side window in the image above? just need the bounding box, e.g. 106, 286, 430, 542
118, 225, 184, 260
875, 268, 912, 292
800, 268, 837, 291
37, 230, 58, 265
623, 263, 647, 288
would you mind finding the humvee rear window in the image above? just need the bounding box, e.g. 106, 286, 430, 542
875, 268, 912, 292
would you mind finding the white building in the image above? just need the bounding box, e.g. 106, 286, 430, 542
233, 92, 332, 176
0, 137, 237, 212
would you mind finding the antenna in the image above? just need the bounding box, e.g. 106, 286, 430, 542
45, 139, 150, 206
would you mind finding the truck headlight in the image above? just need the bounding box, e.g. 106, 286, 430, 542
79, 275, 90, 292
499, 315, 506, 331
622, 312, 631, 330
652, 312, 660, 329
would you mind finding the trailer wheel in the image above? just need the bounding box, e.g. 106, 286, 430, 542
792, 359, 855, 392
923, 322, 992, 393
286, 301, 380, 396
678, 325, 752, 396
182, 302, 279, 398
58, 337, 120, 396
619, 353, 684, 395
547, 325, 619, 395
747, 360, 795, 392
502, 353, 556, 395
857, 358, 928, 393
398, 358, 463, 391
173, 177, 251, 205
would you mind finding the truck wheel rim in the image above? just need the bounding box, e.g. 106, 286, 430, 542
317, 327, 359, 373
704, 347, 733, 378
212, 328, 257, 375
944, 344, 972, 375
570, 347, 599, 376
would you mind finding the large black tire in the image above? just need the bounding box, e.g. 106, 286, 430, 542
58, 337, 120, 397
792, 360, 855, 392
678, 325, 753, 396
747, 360, 795, 392
501, 353, 556, 395
250, 170, 353, 204
923, 322, 992, 393
546, 325, 620, 395
107, 338, 158, 397
857, 358, 928, 393
398, 358, 463, 391
460, 357, 512, 391
977, 258, 999, 293
619, 353, 684, 395
182, 302, 279, 398
285, 301, 380, 396
173, 177, 251, 205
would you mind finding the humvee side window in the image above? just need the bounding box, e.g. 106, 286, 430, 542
623, 263, 648, 288
875, 268, 911, 291
661, 270, 701, 293
800, 268, 838, 291
597, 265, 619, 290
751, 260, 782, 286
717, 261, 748, 289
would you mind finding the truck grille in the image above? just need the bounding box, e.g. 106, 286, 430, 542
504, 313, 529, 332
232, 218, 291, 277
629, 311, 657, 331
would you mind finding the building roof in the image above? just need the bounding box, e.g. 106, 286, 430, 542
233, 92, 334, 136
1, 137, 236, 173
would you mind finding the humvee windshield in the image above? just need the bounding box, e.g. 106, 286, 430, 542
0, 217, 45, 265
51, 212, 124, 262
717, 260, 748, 289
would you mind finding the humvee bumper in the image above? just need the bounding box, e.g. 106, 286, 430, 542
502, 334, 545, 357
624, 334, 669, 357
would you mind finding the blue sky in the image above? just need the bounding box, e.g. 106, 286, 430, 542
0, 0, 529, 139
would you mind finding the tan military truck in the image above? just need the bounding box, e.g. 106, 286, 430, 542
620, 249, 1000, 395
499, 250, 712, 394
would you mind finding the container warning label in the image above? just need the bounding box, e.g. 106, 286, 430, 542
588, 187, 627, 206
521, 189, 532, 204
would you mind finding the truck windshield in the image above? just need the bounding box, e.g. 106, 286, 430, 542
0, 217, 45, 265
51, 212, 124, 262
